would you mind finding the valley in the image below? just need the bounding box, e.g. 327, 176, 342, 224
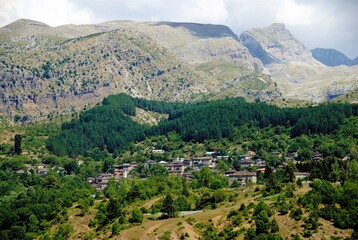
0, 94, 357, 239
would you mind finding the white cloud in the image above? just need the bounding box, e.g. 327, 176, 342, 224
276, 0, 315, 25
0, 0, 93, 27
0, 0, 356, 58
181, 0, 228, 23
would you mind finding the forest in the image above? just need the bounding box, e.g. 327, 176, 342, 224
46, 93, 358, 157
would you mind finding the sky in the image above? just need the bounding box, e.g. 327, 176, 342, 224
0, 0, 357, 58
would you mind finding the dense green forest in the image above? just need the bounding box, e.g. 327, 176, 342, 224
47, 93, 358, 157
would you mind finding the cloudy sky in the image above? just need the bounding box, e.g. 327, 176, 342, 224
0, 0, 357, 58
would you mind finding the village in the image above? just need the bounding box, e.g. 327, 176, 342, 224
85, 149, 314, 191
12, 148, 318, 191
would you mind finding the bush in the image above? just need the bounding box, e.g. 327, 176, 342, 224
233, 214, 243, 227
129, 208, 143, 223
289, 208, 303, 221
111, 222, 121, 236
159, 230, 172, 240
227, 209, 238, 218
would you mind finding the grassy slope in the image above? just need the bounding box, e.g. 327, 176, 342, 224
61, 183, 352, 240
130, 108, 168, 126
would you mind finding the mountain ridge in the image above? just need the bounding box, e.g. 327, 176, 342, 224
0, 18, 357, 123
311, 47, 358, 67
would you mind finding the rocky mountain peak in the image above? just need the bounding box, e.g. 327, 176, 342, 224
268, 23, 286, 31
239, 23, 318, 65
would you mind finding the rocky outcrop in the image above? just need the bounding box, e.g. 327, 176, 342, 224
311, 48, 358, 67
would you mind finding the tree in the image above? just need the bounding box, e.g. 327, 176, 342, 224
129, 208, 143, 223
296, 178, 303, 188
231, 180, 240, 188
271, 219, 279, 233
102, 156, 115, 173
182, 180, 190, 197
264, 164, 273, 179
107, 198, 124, 221
14, 134, 22, 155
132, 163, 149, 178
111, 221, 121, 236
216, 160, 230, 172
297, 148, 312, 161
64, 160, 79, 175
203, 226, 220, 240
196, 166, 213, 188
55, 223, 73, 240
27, 214, 39, 232
264, 174, 281, 195
329, 160, 340, 182
162, 193, 175, 218
244, 228, 256, 240
255, 210, 270, 234
283, 161, 296, 183
150, 164, 168, 177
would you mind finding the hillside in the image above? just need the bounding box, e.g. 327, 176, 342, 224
0, 19, 280, 123
1, 19, 357, 123
63, 184, 352, 240
46, 93, 358, 157
0, 95, 357, 240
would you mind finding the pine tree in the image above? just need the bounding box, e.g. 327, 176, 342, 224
162, 193, 175, 218
14, 134, 22, 155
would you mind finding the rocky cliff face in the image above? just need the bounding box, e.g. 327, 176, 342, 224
0, 19, 280, 122
238, 23, 358, 103
311, 48, 358, 67
239, 23, 317, 65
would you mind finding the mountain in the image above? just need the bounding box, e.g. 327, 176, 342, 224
311, 48, 358, 66
0, 19, 357, 122
239, 23, 317, 65
0, 19, 62, 39
0, 19, 280, 122
353, 57, 358, 65
238, 23, 358, 102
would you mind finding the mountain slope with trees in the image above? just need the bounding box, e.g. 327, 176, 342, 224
0, 94, 357, 239
47, 93, 358, 157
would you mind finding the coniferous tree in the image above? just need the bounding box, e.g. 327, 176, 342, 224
162, 193, 175, 218
14, 134, 22, 155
